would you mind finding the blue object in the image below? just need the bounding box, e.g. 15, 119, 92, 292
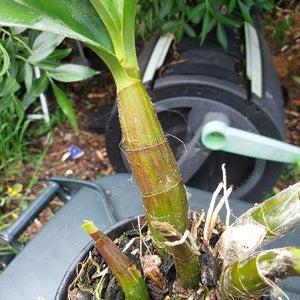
69, 145, 84, 159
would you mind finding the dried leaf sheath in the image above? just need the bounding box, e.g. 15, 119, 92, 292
152, 221, 200, 289
82, 221, 150, 300
117, 79, 189, 248
217, 183, 300, 263
221, 247, 300, 300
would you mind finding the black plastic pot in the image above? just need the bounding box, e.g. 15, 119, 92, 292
55, 216, 140, 300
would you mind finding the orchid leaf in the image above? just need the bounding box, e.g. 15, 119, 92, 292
0, 0, 113, 54
0, 43, 10, 76
121, 0, 139, 72
89, 0, 122, 58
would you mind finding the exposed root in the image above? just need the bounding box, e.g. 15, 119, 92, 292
203, 182, 223, 246
163, 229, 200, 256
165, 133, 187, 153
221, 164, 231, 228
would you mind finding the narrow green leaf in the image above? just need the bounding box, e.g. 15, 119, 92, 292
162, 20, 182, 33
217, 22, 228, 51
190, 15, 201, 25
175, 26, 184, 42
16, 60, 25, 83
183, 23, 196, 38
243, 0, 255, 6
31, 32, 58, 51
22, 92, 37, 110
48, 64, 99, 82
200, 11, 211, 45
14, 97, 25, 121
159, 0, 173, 19
89, 0, 123, 59
210, 9, 242, 26
121, 0, 139, 72
9, 57, 18, 77
0, 76, 20, 97
256, 0, 274, 12
24, 63, 33, 92
0, 94, 13, 112
36, 61, 61, 70
3, 36, 15, 56
51, 81, 78, 135
19, 118, 32, 143
10, 26, 27, 35
228, 0, 237, 15
177, 0, 186, 13
29, 72, 49, 97
0, 43, 10, 76
238, 0, 254, 26
47, 48, 72, 61
188, 3, 206, 20
28, 32, 64, 63
28, 29, 39, 48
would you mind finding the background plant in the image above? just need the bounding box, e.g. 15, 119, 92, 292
0, 27, 99, 174
136, 0, 274, 50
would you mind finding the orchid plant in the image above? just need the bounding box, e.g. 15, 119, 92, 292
0, 1, 299, 299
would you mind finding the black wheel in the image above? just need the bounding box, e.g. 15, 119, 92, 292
106, 23, 286, 202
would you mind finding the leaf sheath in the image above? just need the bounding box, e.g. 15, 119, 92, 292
221, 247, 300, 299
217, 183, 300, 263
153, 221, 200, 289
117, 79, 189, 252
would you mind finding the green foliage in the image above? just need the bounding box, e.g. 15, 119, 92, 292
293, 76, 300, 85
0, 27, 99, 133
0, 98, 31, 172
263, 13, 295, 46
277, 164, 300, 187
0, 27, 99, 173
136, 0, 275, 50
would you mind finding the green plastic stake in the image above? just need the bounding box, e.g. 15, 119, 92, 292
201, 120, 300, 169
